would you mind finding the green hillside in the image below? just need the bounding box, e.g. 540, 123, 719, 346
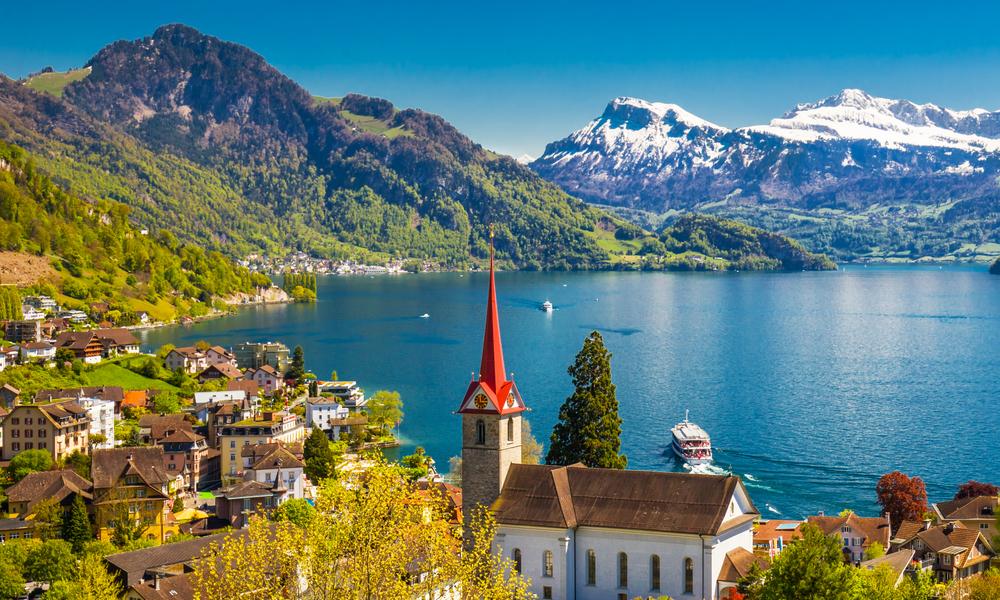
23, 67, 92, 97
0, 25, 834, 273
0, 139, 269, 322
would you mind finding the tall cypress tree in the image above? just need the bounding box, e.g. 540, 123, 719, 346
546, 331, 627, 469
303, 426, 335, 482
61, 494, 93, 553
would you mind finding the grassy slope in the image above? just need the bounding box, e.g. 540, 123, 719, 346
24, 68, 92, 97
82, 363, 179, 391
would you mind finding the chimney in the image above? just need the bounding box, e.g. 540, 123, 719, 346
153, 573, 161, 591
922, 519, 931, 531
818, 511, 825, 517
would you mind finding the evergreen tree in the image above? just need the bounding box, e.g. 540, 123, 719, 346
61, 495, 93, 554
286, 345, 305, 380
303, 427, 335, 482
546, 331, 627, 468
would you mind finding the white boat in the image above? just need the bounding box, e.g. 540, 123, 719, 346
541, 300, 553, 312
671, 411, 713, 465
419, 313, 430, 319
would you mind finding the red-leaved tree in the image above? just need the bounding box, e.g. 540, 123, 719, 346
876, 471, 928, 532
954, 480, 999, 500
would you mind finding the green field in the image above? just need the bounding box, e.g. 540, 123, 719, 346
339, 110, 413, 139
24, 67, 92, 97
81, 362, 179, 391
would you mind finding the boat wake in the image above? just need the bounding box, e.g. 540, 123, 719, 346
683, 463, 731, 476
765, 503, 782, 515
744, 473, 758, 482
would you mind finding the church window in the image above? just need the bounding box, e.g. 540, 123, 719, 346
542, 587, 552, 599
512, 548, 521, 573
684, 557, 694, 593
586, 549, 596, 585
543, 550, 553, 577
618, 552, 628, 588
507, 418, 514, 442
651, 554, 660, 591
476, 420, 486, 445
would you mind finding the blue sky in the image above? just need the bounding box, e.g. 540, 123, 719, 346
2, 0, 1000, 157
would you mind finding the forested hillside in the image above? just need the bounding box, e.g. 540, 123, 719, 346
0, 25, 835, 272
0, 139, 268, 321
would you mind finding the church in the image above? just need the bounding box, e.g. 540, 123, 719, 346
457, 239, 761, 600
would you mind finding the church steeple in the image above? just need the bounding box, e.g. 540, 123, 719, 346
459, 226, 526, 524
478, 232, 507, 395
458, 227, 525, 415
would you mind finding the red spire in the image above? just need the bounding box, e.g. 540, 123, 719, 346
479, 229, 507, 392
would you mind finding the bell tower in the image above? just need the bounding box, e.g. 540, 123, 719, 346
458, 228, 526, 527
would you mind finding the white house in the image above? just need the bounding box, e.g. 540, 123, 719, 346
492, 465, 760, 600
305, 396, 349, 428
206, 345, 238, 367
164, 347, 208, 373
74, 395, 116, 449
19, 341, 55, 362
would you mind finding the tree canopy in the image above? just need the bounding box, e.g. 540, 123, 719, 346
876, 471, 928, 531
546, 331, 627, 468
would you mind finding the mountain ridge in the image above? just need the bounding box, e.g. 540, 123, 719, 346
531, 91, 1000, 261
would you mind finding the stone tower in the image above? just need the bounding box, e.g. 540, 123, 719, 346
458, 233, 526, 528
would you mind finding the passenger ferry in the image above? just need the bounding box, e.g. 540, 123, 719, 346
671, 411, 713, 465
541, 300, 553, 312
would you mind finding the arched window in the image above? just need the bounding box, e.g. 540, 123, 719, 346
684, 557, 694, 594
543, 550, 554, 577
586, 549, 596, 585
618, 552, 628, 588
476, 419, 486, 445
512, 548, 521, 573
507, 417, 514, 442
650, 554, 660, 591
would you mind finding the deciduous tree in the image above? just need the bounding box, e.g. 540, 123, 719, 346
876, 471, 928, 531
954, 480, 999, 500
8, 449, 53, 482
366, 390, 403, 437
547, 331, 627, 469
759, 523, 857, 600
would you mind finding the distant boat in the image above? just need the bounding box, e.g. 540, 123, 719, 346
419, 313, 430, 319
541, 300, 553, 312
671, 411, 713, 466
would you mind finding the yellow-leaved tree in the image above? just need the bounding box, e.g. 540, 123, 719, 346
191, 458, 534, 600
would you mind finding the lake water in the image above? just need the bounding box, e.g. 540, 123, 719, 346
140, 266, 1000, 519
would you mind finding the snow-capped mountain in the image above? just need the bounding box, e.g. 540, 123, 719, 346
531, 90, 1000, 211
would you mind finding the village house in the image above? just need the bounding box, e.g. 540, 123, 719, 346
246, 364, 285, 395
753, 520, 805, 558
95, 328, 142, 356
932, 495, 998, 542
860, 549, 916, 588
892, 520, 995, 582
159, 429, 220, 492
2, 347, 18, 369
164, 346, 209, 373
54, 331, 105, 364
217, 411, 306, 481
205, 345, 237, 366
305, 396, 368, 439
0, 400, 90, 461
0, 383, 19, 408
191, 390, 250, 421
213, 480, 280, 528
459, 248, 761, 600
204, 400, 255, 448
806, 512, 891, 563
19, 340, 55, 362
138, 414, 195, 445
104, 530, 248, 590
91, 447, 172, 544
5, 469, 94, 516
121, 390, 150, 414
242, 443, 307, 501
0, 518, 36, 543
197, 361, 243, 383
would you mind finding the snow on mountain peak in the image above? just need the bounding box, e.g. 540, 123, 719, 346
604, 96, 726, 131
752, 88, 1000, 150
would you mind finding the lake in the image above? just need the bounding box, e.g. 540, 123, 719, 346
140, 265, 1000, 519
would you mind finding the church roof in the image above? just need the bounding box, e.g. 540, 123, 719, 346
492, 464, 758, 535
458, 234, 524, 416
